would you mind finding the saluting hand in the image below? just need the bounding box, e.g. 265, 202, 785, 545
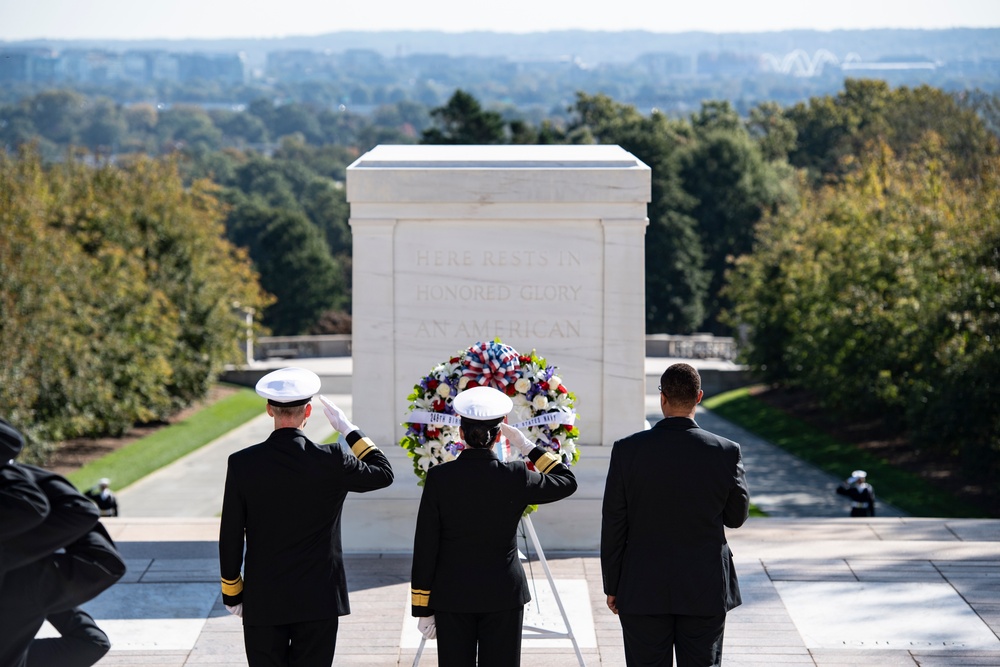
500, 423, 536, 457
320, 395, 357, 435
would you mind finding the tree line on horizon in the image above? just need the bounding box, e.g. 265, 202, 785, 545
1, 79, 997, 483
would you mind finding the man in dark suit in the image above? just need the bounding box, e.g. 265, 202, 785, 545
410, 386, 578, 666
601, 363, 750, 667
219, 367, 394, 667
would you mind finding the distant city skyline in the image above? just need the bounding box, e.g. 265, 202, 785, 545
1, 0, 999, 42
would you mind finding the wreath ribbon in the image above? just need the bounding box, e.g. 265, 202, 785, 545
404, 410, 576, 429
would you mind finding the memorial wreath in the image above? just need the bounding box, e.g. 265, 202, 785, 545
400, 339, 580, 493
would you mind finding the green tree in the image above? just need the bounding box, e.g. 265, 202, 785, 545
0, 147, 269, 459
788, 79, 999, 182
421, 89, 506, 144
156, 105, 224, 151
271, 103, 324, 144
747, 101, 798, 162
81, 98, 126, 151
681, 101, 796, 332
272, 135, 356, 181
725, 144, 999, 478
566, 93, 710, 332
25, 90, 86, 145
212, 109, 270, 145
227, 203, 344, 334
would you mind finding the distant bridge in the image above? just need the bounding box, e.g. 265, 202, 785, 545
760, 49, 863, 76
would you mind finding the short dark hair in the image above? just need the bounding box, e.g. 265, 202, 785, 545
460, 416, 503, 449
659, 363, 701, 407
270, 403, 307, 420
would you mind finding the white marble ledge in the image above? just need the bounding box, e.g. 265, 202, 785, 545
348, 144, 647, 169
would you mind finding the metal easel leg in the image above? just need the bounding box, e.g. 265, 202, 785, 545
521, 514, 587, 666
412, 636, 426, 667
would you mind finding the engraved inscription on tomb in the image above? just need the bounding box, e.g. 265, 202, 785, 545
403, 246, 592, 341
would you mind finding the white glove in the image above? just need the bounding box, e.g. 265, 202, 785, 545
417, 615, 437, 639
225, 603, 243, 618
500, 423, 536, 457
320, 395, 357, 435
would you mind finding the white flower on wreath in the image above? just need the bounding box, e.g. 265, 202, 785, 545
532, 394, 549, 410
562, 439, 577, 459
529, 427, 550, 445
413, 395, 435, 411
414, 443, 436, 469
436, 383, 452, 398
514, 377, 532, 394
458, 376, 470, 390
511, 402, 533, 425
550, 393, 574, 410
549, 375, 562, 388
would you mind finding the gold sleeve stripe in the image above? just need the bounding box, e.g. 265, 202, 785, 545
411, 588, 431, 607
351, 437, 378, 460
536, 452, 561, 474
221, 576, 244, 596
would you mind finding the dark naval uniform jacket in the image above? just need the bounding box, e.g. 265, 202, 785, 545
410, 445, 577, 617
219, 427, 393, 626
601, 417, 750, 616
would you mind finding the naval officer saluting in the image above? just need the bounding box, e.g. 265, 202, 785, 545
410, 386, 578, 666
219, 367, 394, 667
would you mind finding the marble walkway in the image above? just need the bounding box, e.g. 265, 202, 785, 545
39, 370, 999, 666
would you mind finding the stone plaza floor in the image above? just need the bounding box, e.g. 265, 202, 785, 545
44, 369, 1000, 666
77, 517, 1000, 666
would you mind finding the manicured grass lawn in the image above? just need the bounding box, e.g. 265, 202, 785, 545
703, 386, 987, 518
67, 385, 262, 492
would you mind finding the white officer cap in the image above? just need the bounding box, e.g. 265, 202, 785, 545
453, 386, 513, 421
255, 367, 321, 407
852, 470, 867, 479
99, 478, 111, 485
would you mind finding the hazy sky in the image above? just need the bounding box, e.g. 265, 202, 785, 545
1, 0, 998, 41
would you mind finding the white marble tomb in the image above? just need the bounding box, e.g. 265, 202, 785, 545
346, 144, 651, 447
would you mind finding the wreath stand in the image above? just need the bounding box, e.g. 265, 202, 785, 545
412, 513, 587, 666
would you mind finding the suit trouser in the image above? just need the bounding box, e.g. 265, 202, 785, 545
243, 616, 339, 667
618, 611, 727, 667
27, 607, 111, 667
434, 606, 524, 667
